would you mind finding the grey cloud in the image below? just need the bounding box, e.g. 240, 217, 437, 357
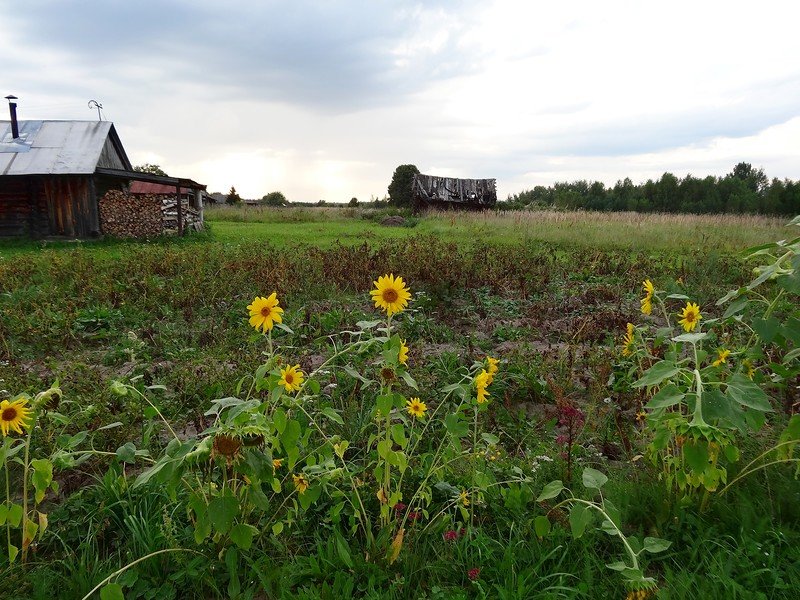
4, 0, 482, 113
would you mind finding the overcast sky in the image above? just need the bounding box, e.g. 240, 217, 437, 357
3, 1, 800, 201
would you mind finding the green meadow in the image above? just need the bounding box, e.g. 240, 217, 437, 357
0, 207, 797, 599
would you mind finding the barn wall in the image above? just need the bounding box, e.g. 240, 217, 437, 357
40, 176, 98, 237
0, 176, 48, 237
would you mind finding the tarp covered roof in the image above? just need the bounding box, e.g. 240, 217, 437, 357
0, 120, 131, 176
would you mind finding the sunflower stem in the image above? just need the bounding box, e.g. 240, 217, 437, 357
4, 458, 11, 562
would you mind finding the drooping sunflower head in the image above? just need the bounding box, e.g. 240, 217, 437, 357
292, 473, 309, 495
678, 301, 702, 332
247, 292, 284, 333
370, 274, 411, 316
622, 323, 635, 356
406, 397, 427, 419
279, 364, 304, 393
712, 348, 731, 367
398, 339, 409, 366
640, 279, 654, 315
0, 398, 33, 437
213, 434, 242, 459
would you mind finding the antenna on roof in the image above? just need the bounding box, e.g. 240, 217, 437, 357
88, 99, 103, 121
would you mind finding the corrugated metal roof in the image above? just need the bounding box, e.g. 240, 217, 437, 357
0, 120, 120, 176
130, 181, 191, 195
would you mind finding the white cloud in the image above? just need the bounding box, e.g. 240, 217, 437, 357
3, 1, 800, 201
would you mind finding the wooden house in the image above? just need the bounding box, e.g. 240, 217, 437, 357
1, 113, 205, 238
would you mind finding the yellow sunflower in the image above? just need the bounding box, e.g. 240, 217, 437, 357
370, 274, 411, 316
399, 339, 409, 366
273, 458, 283, 470
406, 397, 427, 419
678, 302, 702, 332
279, 364, 304, 392
622, 323, 635, 357
0, 398, 33, 437
712, 348, 730, 367
641, 279, 654, 315
486, 356, 499, 384
247, 293, 284, 333
459, 489, 470, 507
475, 370, 491, 404
292, 473, 309, 495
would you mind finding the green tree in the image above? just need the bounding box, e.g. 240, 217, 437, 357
262, 191, 288, 207
388, 164, 420, 207
226, 186, 242, 205
349, 197, 359, 207
133, 163, 168, 176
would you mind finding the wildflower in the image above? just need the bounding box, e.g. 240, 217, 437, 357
0, 398, 32, 436
459, 489, 470, 507
467, 567, 480, 581
406, 397, 427, 419
635, 409, 647, 424
744, 359, 756, 379
370, 274, 411, 316
678, 301, 702, 332
622, 323, 635, 357
486, 356, 499, 384
399, 339, 409, 366
408, 510, 421, 521
641, 279, 654, 315
393, 502, 407, 514
273, 458, 283, 470
712, 348, 731, 367
292, 473, 309, 494
279, 364, 304, 393
247, 293, 284, 333
475, 370, 490, 404
212, 434, 242, 459
443, 530, 458, 542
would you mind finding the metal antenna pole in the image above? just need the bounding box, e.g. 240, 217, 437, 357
88, 100, 104, 121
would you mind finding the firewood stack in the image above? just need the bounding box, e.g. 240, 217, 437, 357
99, 190, 202, 237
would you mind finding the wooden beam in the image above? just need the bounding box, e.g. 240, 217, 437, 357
176, 183, 183, 236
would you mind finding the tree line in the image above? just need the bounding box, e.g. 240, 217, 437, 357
503, 163, 799, 215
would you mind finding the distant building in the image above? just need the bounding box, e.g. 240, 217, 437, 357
1, 104, 205, 237
412, 174, 497, 210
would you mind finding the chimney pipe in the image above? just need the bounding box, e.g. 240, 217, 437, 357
5, 95, 19, 139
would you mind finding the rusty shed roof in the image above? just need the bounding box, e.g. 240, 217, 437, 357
0, 120, 131, 176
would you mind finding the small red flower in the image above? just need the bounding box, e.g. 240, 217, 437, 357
467, 567, 480, 581
408, 510, 421, 521
443, 530, 458, 541
393, 502, 407, 514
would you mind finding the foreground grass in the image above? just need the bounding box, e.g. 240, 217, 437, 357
0, 209, 797, 599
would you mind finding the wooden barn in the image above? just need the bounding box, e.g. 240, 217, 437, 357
412, 174, 497, 211
0, 110, 205, 238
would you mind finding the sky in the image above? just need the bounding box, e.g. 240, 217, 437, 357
3, 0, 800, 202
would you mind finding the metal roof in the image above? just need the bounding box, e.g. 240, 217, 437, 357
0, 120, 129, 176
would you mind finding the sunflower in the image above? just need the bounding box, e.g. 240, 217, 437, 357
398, 339, 409, 366
641, 279, 654, 316
622, 323, 635, 357
213, 434, 242, 459
678, 302, 702, 332
459, 489, 470, 507
279, 364, 304, 392
406, 397, 427, 419
743, 359, 756, 379
712, 348, 731, 367
370, 274, 411, 316
273, 458, 283, 470
0, 398, 33, 437
247, 293, 284, 333
486, 356, 499, 384
292, 473, 309, 494
475, 370, 491, 404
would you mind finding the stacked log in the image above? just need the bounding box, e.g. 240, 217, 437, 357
99, 191, 203, 238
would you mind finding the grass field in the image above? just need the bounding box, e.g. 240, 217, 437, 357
0, 207, 797, 599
